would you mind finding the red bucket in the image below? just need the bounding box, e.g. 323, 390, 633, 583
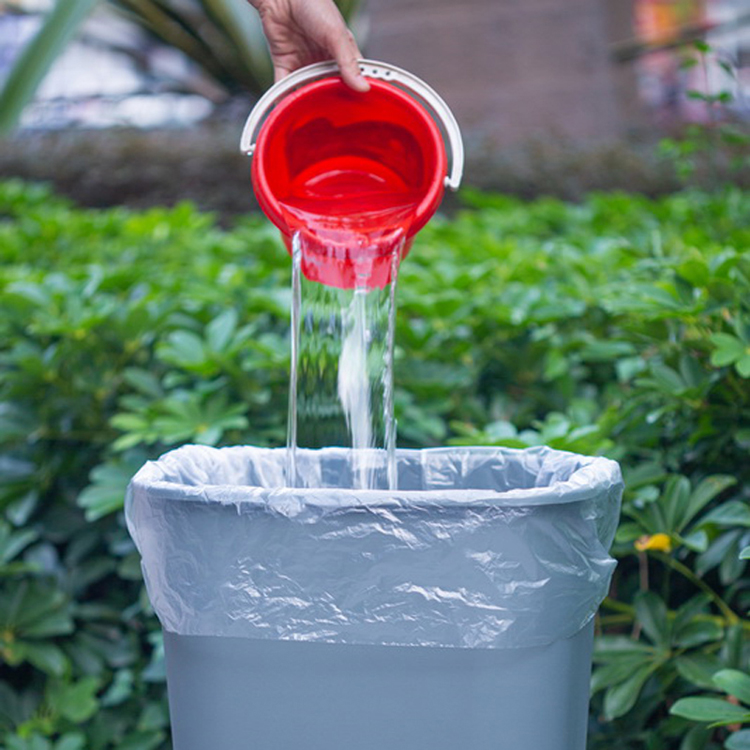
241, 60, 463, 289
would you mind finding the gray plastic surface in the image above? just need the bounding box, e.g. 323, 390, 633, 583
126, 445, 622, 649
164, 621, 595, 750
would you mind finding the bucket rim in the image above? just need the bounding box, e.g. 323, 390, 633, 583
250, 76, 448, 241
240, 58, 464, 191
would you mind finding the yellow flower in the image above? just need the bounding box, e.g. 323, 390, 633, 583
635, 533, 673, 553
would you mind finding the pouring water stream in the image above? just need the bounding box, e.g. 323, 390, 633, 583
286, 228, 405, 491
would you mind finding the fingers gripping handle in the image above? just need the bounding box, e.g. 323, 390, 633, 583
239, 59, 464, 192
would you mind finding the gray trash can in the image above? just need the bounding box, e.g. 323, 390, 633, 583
126, 445, 622, 750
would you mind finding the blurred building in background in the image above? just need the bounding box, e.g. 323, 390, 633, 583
363, 0, 749, 150
0, 0, 748, 148
632, 0, 750, 124
365, 0, 642, 149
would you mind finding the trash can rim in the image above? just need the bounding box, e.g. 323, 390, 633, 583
128, 444, 622, 511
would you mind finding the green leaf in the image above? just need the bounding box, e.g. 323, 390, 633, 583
603, 662, 660, 719
0, 581, 74, 638
206, 308, 238, 352
136, 701, 169, 731
701, 501, 750, 528
16, 641, 70, 677
681, 529, 709, 553
720, 539, 747, 585
623, 462, 669, 491
118, 730, 166, 750
726, 729, 750, 750
681, 475, 737, 532
591, 653, 653, 693
650, 361, 685, 393
678, 352, 708, 388
673, 619, 724, 649
635, 590, 671, 647
593, 634, 656, 657
676, 654, 723, 690
713, 670, 750, 706
54, 735, 86, 750
201, 0, 274, 81
0, 0, 101, 133
159, 330, 206, 367
673, 594, 711, 633
0, 522, 38, 566
710, 334, 745, 367
615, 522, 643, 543
737, 353, 750, 378
740, 546, 750, 560
122, 368, 163, 399
698, 530, 743, 576
78, 452, 143, 521
681, 726, 714, 750
662, 474, 691, 533
77, 459, 138, 521
47, 677, 101, 723
616, 355, 646, 382
101, 669, 134, 707
670, 696, 750, 725
5, 735, 52, 750
0, 679, 38, 729
579, 340, 635, 362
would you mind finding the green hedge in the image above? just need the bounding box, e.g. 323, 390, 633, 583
1, 180, 749, 749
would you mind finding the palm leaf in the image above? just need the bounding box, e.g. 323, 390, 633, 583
201, 0, 272, 88
0, 0, 102, 134
109, 0, 235, 88
0, 0, 365, 131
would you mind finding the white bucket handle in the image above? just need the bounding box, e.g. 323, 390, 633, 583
239, 59, 464, 191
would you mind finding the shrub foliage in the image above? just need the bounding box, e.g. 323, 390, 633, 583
1, 180, 749, 749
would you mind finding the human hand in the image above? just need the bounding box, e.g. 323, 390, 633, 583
249, 0, 370, 92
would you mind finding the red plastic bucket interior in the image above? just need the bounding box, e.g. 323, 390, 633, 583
252, 77, 447, 288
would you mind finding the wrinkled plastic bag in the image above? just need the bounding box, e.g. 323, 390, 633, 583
126, 445, 622, 649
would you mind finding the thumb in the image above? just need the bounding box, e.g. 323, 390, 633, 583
332, 31, 370, 92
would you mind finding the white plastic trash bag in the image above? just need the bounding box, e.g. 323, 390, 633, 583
126, 445, 622, 649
